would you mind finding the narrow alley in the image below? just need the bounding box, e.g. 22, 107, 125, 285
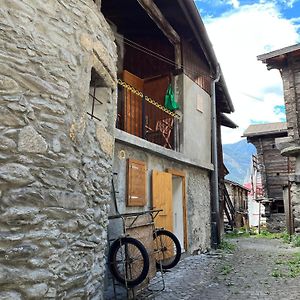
153, 237, 300, 300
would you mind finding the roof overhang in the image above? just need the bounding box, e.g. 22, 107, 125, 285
224, 179, 251, 192
243, 122, 287, 138
257, 43, 300, 70
175, 0, 235, 113
220, 113, 238, 129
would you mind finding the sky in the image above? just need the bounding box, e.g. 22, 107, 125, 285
195, 0, 300, 144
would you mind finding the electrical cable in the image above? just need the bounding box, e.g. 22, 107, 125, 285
114, 33, 213, 80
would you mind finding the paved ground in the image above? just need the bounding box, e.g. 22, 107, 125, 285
147, 237, 300, 300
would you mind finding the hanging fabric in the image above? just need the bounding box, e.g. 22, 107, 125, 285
164, 84, 179, 111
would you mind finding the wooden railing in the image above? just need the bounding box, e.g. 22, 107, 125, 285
116, 79, 180, 151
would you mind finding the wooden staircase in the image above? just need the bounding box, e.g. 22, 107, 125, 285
224, 186, 236, 231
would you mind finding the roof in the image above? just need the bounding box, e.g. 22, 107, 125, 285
257, 43, 300, 61
243, 122, 287, 138
156, 0, 234, 113
220, 113, 238, 129
103, 0, 235, 114
178, 0, 234, 113
225, 179, 251, 192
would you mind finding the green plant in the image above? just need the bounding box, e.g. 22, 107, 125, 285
218, 240, 236, 252
281, 233, 300, 247
280, 231, 291, 243
251, 229, 291, 240
220, 264, 234, 275
288, 253, 300, 278
292, 235, 300, 247
271, 268, 284, 278
225, 227, 251, 238
271, 252, 300, 278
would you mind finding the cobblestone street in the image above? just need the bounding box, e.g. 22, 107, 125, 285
152, 237, 300, 300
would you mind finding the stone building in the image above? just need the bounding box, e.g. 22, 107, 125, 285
258, 44, 300, 234
0, 0, 236, 298
101, 0, 235, 255
0, 1, 117, 299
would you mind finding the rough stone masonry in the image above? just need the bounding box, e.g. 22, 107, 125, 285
0, 1, 117, 299
280, 54, 300, 234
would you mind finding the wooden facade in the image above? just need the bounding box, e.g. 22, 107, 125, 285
258, 43, 300, 234
258, 45, 300, 143
225, 180, 249, 229
251, 136, 289, 212
244, 123, 296, 231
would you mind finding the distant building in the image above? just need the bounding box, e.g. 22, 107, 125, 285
224, 179, 249, 229
244, 181, 266, 228
243, 122, 295, 232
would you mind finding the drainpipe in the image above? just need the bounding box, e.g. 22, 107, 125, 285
211, 65, 221, 249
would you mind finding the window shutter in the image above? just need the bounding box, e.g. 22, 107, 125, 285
127, 159, 147, 207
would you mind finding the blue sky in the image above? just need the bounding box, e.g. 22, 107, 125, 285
194, 0, 300, 142
196, 0, 300, 21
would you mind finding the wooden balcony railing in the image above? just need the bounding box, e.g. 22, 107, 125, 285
116, 79, 181, 151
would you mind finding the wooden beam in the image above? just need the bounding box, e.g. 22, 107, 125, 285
137, 0, 181, 67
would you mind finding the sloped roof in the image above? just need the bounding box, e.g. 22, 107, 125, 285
225, 179, 251, 192
257, 43, 300, 61
220, 113, 238, 129
155, 0, 235, 113
243, 122, 287, 137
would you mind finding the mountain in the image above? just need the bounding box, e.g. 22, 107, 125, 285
223, 139, 256, 185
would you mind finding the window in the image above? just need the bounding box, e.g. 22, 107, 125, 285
196, 94, 203, 112
127, 159, 147, 207
88, 68, 111, 125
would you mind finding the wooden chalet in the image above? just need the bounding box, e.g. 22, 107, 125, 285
258, 43, 300, 234
243, 122, 295, 232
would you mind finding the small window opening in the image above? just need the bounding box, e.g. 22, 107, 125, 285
88, 68, 110, 124
93, 0, 100, 7
278, 205, 285, 213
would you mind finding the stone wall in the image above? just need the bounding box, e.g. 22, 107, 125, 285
291, 181, 300, 234
112, 137, 212, 254
281, 56, 300, 143
281, 55, 300, 235
0, 1, 116, 299
266, 213, 286, 233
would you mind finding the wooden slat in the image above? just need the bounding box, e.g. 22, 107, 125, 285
123, 70, 143, 136
152, 170, 173, 232
127, 159, 147, 207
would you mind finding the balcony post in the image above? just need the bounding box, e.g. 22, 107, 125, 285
142, 94, 146, 139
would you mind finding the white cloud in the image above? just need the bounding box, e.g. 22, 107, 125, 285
227, 0, 240, 9
259, 0, 299, 8
203, 2, 299, 143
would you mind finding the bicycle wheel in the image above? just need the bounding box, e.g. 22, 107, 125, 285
153, 229, 181, 269
108, 237, 149, 287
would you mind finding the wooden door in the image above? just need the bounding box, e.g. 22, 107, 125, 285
123, 70, 143, 136
127, 159, 147, 207
152, 170, 173, 232
144, 75, 170, 130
